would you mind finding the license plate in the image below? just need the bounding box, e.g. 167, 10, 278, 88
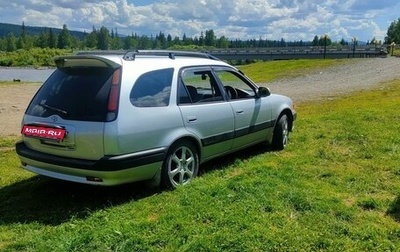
22, 125, 67, 141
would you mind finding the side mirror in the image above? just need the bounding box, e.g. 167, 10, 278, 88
258, 87, 271, 97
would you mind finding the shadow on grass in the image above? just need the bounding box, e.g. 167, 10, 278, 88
199, 143, 274, 172
0, 175, 161, 226
200, 143, 273, 175
387, 195, 400, 222
0, 144, 272, 226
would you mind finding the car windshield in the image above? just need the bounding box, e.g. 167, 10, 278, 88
26, 67, 114, 122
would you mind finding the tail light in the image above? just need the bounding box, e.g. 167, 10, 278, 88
106, 68, 121, 121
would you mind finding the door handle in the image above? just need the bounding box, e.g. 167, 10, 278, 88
186, 116, 197, 123
235, 109, 244, 114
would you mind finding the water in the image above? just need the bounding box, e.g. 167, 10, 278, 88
0, 68, 55, 82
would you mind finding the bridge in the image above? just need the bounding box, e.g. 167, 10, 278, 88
208, 46, 387, 61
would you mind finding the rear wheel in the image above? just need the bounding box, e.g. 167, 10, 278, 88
161, 141, 199, 189
272, 114, 289, 150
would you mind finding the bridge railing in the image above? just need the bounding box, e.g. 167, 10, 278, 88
207, 46, 387, 60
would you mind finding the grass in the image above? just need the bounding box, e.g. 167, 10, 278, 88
239, 58, 347, 82
1, 64, 400, 251
390, 48, 400, 57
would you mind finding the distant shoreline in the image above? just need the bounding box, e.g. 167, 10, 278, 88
0, 66, 55, 70
0, 67, 54, 82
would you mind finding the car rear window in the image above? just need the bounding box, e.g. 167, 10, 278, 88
26, 67, 115, 122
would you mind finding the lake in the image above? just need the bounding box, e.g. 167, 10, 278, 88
0, 68, 55, 82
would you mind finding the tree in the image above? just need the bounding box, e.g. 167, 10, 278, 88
37, 28, 49, 48
6, 33, 17, 52
198, 31, 204, 46
385, 18, 400, 44
57, 24, 71, 49
48, 28, 57, 48
137, 35, 152, 49
85, 26, 98, 49
155, 31, 167, 49
318, 35, 331, 46
97, 26, 110, 50
21, 21, 26, 44
172, 36, 180, 47
204, 29, 216, 47
16, 36, 25, 49
182, 33, 192, 45
280, 38, 286, 47
370, 37, 379, 47
111, 28, 123, 50
312, 35, 319, 46
217, 36, 229, 48
167, 34, 172, 48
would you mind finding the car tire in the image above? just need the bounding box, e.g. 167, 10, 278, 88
272, 114, 289, 150
161, 140, 199, 189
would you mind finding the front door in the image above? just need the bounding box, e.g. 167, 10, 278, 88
213, 68, 273, 149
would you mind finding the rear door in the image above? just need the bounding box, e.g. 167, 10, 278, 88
22, 56, 121, 160
178, 67, 235, 160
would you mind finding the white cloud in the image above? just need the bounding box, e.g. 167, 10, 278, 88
0, 0, 398, 42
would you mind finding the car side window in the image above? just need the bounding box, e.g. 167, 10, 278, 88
179, 68, 223, 104
214, 70, 256, 100
130, 68, 173, 107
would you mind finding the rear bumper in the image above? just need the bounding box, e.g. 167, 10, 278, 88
16, 141, 166, 171
15, 141, 165, 185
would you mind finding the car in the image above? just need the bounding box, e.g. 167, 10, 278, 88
15, 50, 296, 189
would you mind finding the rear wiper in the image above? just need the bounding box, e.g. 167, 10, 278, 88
39, 103, 68, 116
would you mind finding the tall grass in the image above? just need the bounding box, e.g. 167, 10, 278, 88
0, 72, 399, 251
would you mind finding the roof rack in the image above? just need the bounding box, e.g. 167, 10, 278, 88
122, 50, 220, 61
75, 50, 128, 56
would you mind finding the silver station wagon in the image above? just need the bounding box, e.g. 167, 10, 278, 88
16, 50, 296, 189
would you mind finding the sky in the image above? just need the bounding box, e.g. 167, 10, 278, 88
0, 0, 399, 43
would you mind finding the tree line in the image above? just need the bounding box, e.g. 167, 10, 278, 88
0, 23, 378, 53
1, 18, 399, 53
0, 24, 311, 52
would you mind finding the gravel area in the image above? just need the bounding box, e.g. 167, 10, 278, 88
1, 57, 400, 136
265, 56, 400, 102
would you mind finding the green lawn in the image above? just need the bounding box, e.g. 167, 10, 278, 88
0, 68, 399, 251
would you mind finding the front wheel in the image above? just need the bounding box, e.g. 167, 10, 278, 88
272, 114, 289, 150
161, 141, 199, 189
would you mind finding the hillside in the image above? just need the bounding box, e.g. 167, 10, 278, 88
0, 22, 86, 39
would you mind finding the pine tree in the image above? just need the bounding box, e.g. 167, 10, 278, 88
205, 30, 216, 47
21, 21, 26, 40
57, 24, 71, 49
85, 26, 98, 49
312, 36, 319, 46
97, 26, 110, 50
48, 28, 57, 48
6, 33, 17, 52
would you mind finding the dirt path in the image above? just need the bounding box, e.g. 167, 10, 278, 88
264, 57, 400, 102
1, 57, 399, 136
0, 84, 41, 136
